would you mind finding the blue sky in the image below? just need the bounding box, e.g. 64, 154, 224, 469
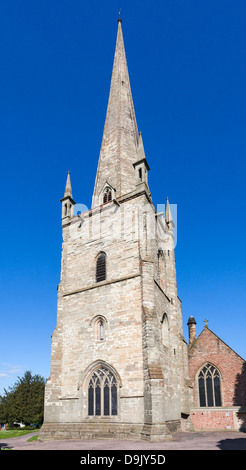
0, 0, 246, 393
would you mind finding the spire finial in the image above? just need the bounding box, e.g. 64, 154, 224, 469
118, 9, 122, 22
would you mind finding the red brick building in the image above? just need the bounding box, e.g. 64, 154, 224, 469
187, 317, 246, 431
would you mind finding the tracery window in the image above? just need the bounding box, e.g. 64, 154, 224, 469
96, 252, 106, 282
103, 187, 112, 204
198, 363, 222, 407
88, 367, 118, 417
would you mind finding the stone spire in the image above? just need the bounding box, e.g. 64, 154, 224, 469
92, 19, 140, 208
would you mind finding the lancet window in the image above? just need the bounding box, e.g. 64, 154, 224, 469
96, 252, 106, 282
93, 316, 106, 341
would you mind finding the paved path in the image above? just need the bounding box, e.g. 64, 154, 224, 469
0, 431, 246, 450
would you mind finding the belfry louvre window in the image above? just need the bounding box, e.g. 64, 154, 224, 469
96, 252, 106, 282
103, 187, 112, 204
88, 367, 118, 417
198, 363, 222, 407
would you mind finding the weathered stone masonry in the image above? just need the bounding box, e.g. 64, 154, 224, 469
40, 19, 192, 441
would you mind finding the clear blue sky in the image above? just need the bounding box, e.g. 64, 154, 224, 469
1, 0, 246, 394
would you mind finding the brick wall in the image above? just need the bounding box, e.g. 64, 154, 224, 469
191, 408, 235, 430
188, 326, 246, 430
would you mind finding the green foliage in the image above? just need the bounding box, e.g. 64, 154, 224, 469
0, 371, 46, 427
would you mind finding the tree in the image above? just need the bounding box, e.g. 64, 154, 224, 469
0, 370, 46, 427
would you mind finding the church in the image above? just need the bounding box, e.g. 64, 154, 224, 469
187, 317, 246, 431
39, 19, 245, 441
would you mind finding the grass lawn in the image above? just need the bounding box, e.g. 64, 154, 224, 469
0, 429, 39, 439
27, 434, 39, 442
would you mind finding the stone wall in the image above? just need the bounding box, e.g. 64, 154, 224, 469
41, 190, 192, 439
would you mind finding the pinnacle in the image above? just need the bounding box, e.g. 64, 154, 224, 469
138, 132, 146, 160
165, 197, 175, 228
64, 170, 73, 199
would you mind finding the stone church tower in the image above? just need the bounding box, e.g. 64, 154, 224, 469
40, 19, 192, 441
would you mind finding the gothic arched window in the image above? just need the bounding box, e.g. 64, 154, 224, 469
96, 252, 106, 282
103, 187, 112, 204
91, 315, 107, 342
95, 317, 106, 341
88, 367, 118, 417
198, 363, 222, 407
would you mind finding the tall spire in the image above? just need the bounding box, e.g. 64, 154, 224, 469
92, 19, 140, 208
